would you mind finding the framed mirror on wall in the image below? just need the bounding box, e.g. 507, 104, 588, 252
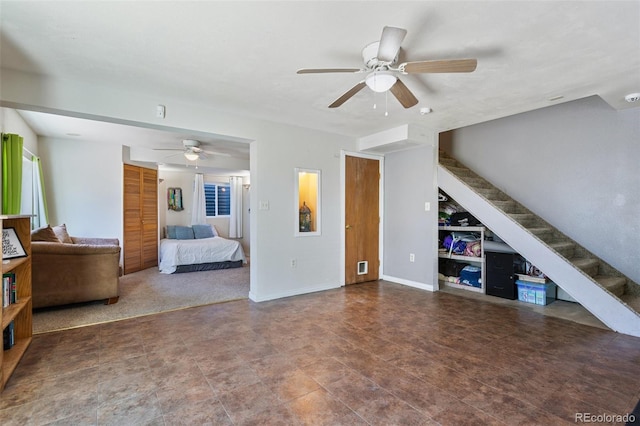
295, 168, 321, 237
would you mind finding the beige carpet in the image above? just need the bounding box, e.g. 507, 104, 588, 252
32, 265, 249, 334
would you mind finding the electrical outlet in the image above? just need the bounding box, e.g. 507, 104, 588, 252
409, 253, 415, 262
290, 259, 297, 268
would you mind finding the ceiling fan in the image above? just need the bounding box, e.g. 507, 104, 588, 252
297, 26, 477, 109
154, 139, 231, 161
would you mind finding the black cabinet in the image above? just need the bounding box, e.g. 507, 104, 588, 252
486, 251, 517, 299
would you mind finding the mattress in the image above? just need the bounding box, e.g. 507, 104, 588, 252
159, 237, 247, 274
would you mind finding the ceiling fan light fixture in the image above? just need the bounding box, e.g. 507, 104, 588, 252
184, 151, 199, 161
365, 71, 397, 93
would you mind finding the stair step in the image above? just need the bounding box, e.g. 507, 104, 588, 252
439, 157, 458, 166
572, 258, 600, 277
463, 177, 492, 188
507, 213, 537, 226
490, 199, 517, 213
549, 241, 576, 258
528, 227, 554, 241
475, 187, 502, 199
594, 276, 626, 297
444, 165, 474, 177
620, 294, 640, 314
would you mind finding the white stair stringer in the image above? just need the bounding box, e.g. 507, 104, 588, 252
438, 165, 640, 337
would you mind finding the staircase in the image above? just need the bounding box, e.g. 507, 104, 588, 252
438, 152, 640, 337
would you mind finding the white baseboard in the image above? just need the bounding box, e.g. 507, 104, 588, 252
249, 283, 341, 302
381, 275, 436, 292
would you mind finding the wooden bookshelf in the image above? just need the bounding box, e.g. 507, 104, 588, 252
1, 215, 32, 391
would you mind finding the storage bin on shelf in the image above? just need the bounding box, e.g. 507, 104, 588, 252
516, 280, 557, 305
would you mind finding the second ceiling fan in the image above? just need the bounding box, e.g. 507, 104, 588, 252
297, 26, 477, 109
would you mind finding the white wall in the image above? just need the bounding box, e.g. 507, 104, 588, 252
444, 96, 640, 285
38, 136, 123, 241
1, 70, 356, 301
382, 143, 439, 291
0, 107, 38, 155
250, 125, 350, 301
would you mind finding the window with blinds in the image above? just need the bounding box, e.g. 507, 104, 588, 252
204, 183, 231, 217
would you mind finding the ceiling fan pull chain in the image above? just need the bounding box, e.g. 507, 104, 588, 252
385, 90, 389, 117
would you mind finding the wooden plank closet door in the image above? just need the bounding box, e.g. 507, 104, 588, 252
141, 167, 158, 270
345, 155, 380, 285
123, 164, 158, 274
123, 164, 142, 274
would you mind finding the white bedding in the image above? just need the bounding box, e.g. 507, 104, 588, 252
159, 237, 247, 274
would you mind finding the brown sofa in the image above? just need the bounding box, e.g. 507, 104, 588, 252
31, 226, 121, 309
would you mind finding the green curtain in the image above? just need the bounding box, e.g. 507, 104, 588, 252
1, 133, 24, 215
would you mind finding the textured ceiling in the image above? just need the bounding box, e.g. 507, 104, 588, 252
1, 1, 639, 151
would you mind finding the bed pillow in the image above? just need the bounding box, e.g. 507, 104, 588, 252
175, 226, 195, 240
52, 224, 73, 244
166, 225, 177, 239
31, 225, 61, 242
192, 224, 215, 239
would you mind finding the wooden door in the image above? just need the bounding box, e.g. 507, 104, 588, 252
141, 167, 159, 270
345, 155, 380, 284
123, 164, 158, 274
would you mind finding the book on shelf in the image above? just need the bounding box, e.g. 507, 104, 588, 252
2, 272, 16, 307
3, 320, 15, 350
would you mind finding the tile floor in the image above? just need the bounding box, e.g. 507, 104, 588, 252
1, 281, 639, 425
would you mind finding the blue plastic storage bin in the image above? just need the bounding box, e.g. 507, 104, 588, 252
516, 280, 557, 305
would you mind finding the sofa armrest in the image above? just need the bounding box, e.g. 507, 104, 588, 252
32, 241, 121, 255
71, 237, 120, 246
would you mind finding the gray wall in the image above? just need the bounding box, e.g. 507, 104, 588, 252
383, 144, 438, 288
443, 96, 640, 285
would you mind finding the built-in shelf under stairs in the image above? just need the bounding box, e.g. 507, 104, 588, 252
438, 152, 640, 337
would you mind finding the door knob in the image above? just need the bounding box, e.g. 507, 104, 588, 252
345, 225, 352, 229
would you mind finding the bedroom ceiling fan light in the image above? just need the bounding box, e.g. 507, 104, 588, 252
184, 151, 199, 161
365, 71, 397, 93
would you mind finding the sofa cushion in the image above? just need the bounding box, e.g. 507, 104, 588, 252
175, 226, 195, 240
31, 225, 61, 242
52, 224, 73, 244
192, 224, 215, 239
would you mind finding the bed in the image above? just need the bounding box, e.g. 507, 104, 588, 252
159, 236, 247, 274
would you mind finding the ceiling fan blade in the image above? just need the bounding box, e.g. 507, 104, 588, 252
297, 68, 363, 74
202, 150, 231, 157
162, 152, 183, 159
329, 81, 367, 108
377, 26, 407, 62
389, 79, 418, 108
153, 148, 184, 151
402, 59, 477, 74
